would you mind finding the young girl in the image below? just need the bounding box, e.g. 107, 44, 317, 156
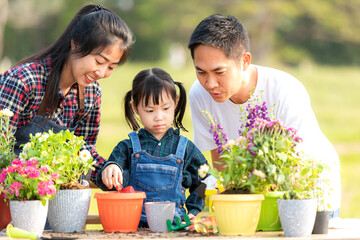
0, 4, 133, 181
95, 68, 209, 225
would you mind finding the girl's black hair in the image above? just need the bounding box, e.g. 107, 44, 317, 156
124, 68, 187, 132
15, 4, 134, 117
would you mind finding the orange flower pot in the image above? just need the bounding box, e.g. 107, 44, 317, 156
94, 191, 146, 232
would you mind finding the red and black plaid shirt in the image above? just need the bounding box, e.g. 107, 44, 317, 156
0, 56, 106, 175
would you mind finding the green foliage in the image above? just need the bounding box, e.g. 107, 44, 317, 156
200, 91, 309, 194
19, 130, 95, 186
3, 0, 360, 65
0, 108, 16, 170
282, 159, 325, 200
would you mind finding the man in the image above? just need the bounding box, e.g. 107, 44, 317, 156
188, 14, 341, 217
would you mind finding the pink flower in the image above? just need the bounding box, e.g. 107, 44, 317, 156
26, 158, 38, 166
47, 184, 56, 195
11, 159, 23, 166
0, 171, 7, 183
294, 136, 303, 143
6, 166, 15, 174
9, 182, 23, 197
51, 172, 60, 180
40, 166, 49, 173
26, 167, 41, 178
37, 180, 56, 197
1, 192, 8, 198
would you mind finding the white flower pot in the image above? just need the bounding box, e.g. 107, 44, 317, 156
10, 200, 48, 237
278, 199, 317, 237
145, 201, 175, 232
47, 188, 91, 232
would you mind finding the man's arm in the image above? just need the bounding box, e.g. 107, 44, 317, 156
210, 149, 225, 171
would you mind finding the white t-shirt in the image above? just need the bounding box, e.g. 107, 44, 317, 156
189, 65, 341, 211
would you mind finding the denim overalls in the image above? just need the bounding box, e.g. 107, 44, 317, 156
14, 86, 85, 155
128, 131, 188, 226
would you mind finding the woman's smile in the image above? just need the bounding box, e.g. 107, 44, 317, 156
85, 74, 95, 83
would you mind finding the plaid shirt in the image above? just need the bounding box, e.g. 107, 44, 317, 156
0, 57, 106, 169
95, 127, 208, 216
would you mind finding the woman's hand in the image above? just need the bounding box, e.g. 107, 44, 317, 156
101, 164, 123, 190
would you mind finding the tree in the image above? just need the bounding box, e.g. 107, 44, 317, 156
0, 0, 9, 63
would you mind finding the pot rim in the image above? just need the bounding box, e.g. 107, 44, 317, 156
265, 191, 285, 198
94, 191, 146, 199
210, 193, 264, 201
277, 198, 317, 202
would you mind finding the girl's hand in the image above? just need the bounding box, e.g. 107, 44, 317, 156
188, 213, 196, 224
101, 164, 123, 190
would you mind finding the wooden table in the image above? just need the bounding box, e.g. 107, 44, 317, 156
1, 218, 359, 239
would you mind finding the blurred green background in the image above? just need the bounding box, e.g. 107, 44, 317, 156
1, 0, 359, 223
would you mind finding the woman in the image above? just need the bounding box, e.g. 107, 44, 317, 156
0, 4, 134, 182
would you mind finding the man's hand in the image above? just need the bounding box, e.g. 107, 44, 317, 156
101, 164, 123, 190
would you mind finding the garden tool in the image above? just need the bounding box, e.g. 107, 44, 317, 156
6, 224, 38, 240
166, 214, 191, 231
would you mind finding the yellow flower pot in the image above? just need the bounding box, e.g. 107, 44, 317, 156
210, 194, 264, 236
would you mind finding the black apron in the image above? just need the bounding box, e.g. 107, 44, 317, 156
14, 86, 85, 155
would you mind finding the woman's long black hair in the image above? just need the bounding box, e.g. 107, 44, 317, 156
15, 4, 134, 117
124, 68, 187, 132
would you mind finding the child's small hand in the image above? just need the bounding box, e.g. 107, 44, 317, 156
188, 213, 196, 224
102, 164, 123, 190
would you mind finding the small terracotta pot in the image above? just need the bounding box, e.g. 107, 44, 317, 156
94, 191, 146, 232
0, 195, 12, 230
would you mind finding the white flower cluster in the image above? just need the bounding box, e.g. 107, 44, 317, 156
0, 108, 14, 117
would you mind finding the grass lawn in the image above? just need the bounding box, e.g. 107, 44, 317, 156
87, 62, 360, 229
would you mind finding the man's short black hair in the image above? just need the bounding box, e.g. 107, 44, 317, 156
188, 14, 250, 61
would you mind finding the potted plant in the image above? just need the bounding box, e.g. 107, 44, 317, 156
20, 129, 95, 233
200, 109, 286, 235
0, 158, 58, 236
242, 117, 303, 231
312, 176, 332, 234
0, 108, 17, 230
199, 92, 303, 235
277, 155, 325, 237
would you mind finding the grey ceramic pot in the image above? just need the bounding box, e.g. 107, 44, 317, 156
47, 188, 91, 233
10, 200, 48, 237
277, 199, 317, 237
